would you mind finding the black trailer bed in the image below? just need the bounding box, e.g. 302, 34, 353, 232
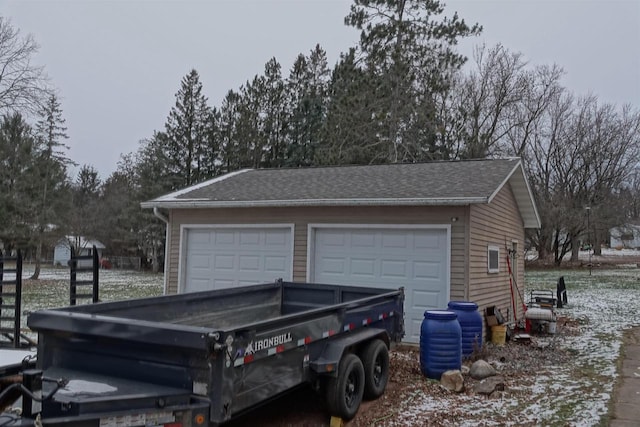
19, 281, 404, 425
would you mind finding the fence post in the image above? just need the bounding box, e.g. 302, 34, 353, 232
92, 245, 99, 303
70, 245, 99, 305
70, 247, 77, 306
13, 251, 22, 348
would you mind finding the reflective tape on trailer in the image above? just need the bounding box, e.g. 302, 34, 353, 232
267, 344, 286, 356
234, 354, 254, 367
233, 311, 396, 367
297, 336, 312, 346
321, 330, 336, 338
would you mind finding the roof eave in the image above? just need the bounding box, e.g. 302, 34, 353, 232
141, 197, 490, 210
487, 160, 541, 230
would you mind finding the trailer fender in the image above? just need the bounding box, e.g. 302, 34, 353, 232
309, 328, 388, 375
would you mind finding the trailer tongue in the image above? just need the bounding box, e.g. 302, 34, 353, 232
2, 280, 404, 426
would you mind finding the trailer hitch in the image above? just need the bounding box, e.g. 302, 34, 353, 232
0, 370, 68, 419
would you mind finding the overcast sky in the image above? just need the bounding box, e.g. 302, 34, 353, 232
3, 0, 639, 180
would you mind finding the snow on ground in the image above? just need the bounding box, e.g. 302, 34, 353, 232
7, 265, 640, 425
10, 267, 164, 339
381, 267, 640, 426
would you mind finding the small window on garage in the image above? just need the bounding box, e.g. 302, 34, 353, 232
488, 246, 500, 273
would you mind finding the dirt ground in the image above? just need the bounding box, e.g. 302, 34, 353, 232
225, 318, 580, 427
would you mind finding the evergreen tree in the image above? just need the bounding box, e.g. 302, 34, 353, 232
235, 79, 262, 168
165, 69, 214, 187
98, 167, 137, 256
218, 90, 242, 173
345, 0, 481, 162
132, 139, 175, 272
198, 107, 221, 177
260, 58, 287, 167
317, 49, 383, 164
31, 94, 72, 279
67, 165, 101, 254
286, 45, 330, 166
0, 113, 39, 249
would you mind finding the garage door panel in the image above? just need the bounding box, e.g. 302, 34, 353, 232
313, 227, 448, 344
189, 230, 212, 245
265, 231, 287, 245
319, 232, 346, 246
239, 231, 260, 245
413, 261, 442, 279
214, 231, 235, 245
213, 278, 235, 289
412, 289, 441, 309
351, 232, 376, 247
408, 319, 423, 341
381, 232, 408, 248
380, 259, 408, 278
214, 254, 235, 270
317, 257, 346, 275
190, 278, 212, 293
190, 254, 211, 269
351, 258, 376, 277
265, 256, 286, 272
414, 233, 442, 249
238, 255, 260, 272
185, 227, 292, 292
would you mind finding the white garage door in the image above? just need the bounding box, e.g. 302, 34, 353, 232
312, 227, 449, 343
183, 227, 293, 292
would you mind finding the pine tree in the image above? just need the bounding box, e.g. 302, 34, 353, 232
67, 165, 101, 255
31, 94, 72, 279
286, 45, 330, 166
260, 58, 287, 168
0, 113, 39, 250
165, 69, 214, 187
317, 49, 383, 164
345, 0, 482, 162
218, 90, 242, 173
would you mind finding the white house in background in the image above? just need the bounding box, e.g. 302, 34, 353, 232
53, 236, 105, 266
610, 225, 640, 249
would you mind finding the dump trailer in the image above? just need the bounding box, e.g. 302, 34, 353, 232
0, 280, 404, 426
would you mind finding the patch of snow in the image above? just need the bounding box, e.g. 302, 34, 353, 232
389, 267, 640, 426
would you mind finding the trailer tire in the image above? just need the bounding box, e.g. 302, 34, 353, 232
325, 353, 365, 420
361, 339, 389, 399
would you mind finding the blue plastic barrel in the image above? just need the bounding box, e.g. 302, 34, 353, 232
420, 310, 462, 379
447, 301, 483, 358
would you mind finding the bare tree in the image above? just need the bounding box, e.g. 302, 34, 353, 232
525, 94, 640, 264
524, 91, 574, 261
0, 17, 50, 114
449, 44, 525, 158
448, 44, 564, 160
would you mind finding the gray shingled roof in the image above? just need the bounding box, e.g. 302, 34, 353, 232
142, 158, 540, 228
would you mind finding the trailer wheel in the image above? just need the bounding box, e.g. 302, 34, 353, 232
325, 353, 365, 420
361, 339, 389, 399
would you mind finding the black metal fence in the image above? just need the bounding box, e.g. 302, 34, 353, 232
0, 250, 35, 348
70, 245, 99, 305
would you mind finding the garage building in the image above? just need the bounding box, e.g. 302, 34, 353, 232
142, 158, 540, 343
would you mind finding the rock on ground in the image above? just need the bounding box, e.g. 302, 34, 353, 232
440, 370, 464, 392
474, 376, 505, 395
470, 359, 497, 380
